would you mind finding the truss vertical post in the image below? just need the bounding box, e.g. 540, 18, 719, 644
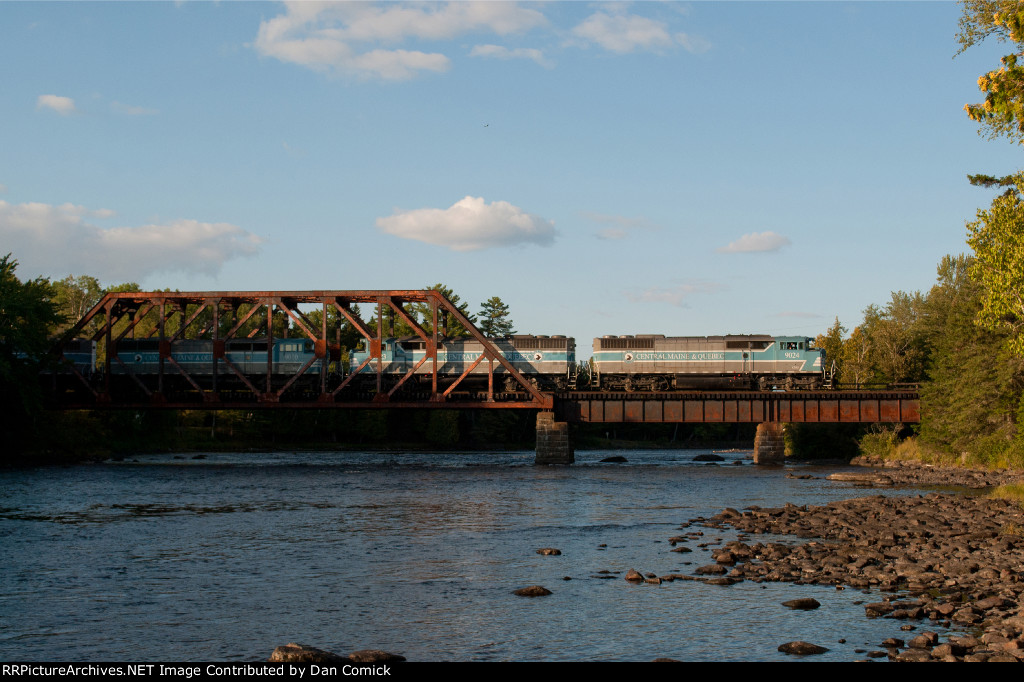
266, 299, 273, 397
158, 300, 166, 396
212, 298, 220, 396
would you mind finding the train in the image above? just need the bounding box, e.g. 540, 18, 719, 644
347, 335, 577, 391
55, 332, 830, 394
590, 334, 829, 391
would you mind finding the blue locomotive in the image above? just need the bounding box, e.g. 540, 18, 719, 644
109, 338, 325, 384
348, 335, 577, 391
590, 334, 828, 391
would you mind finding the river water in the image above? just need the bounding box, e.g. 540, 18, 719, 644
0, 449, 971, 662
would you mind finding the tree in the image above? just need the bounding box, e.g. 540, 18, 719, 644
0, 254, 63, 456
917, 253, 1024, 460
477, 296, 515, 337
814, 317, 846, 384
52, 274, 103, 335
414, 283, 476, 337
960, 1, 1024, 145
841, 326, 873, 387
861, 292, 927, 384
966, 172, 1024, 356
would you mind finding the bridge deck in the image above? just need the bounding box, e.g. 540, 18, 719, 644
555, 390, 920, 423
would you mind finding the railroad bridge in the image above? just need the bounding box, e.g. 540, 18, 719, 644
45, 289, 920, 464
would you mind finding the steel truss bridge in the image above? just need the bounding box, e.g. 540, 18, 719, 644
45, 289, 920, 425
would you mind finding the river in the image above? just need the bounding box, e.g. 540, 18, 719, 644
0, 449, 970, 662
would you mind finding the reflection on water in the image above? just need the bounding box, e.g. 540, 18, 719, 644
0, 450, 961, 661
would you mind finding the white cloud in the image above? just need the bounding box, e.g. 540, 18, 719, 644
254, 1, 546, 80
36, 94, 76, 115
376, 196, 555, 251
716, 231, 791, 253
0, 200, 262, 281
571, 10, 710, 54
469, 44, 552, 68
624, 281, 722, 307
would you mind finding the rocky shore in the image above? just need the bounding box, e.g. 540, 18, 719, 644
677, 463, 1024, 661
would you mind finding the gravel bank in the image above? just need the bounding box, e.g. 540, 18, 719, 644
680, 463, 1024, 661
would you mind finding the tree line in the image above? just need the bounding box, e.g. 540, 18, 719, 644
803, 2, 1024, 468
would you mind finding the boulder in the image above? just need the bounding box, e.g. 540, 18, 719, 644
269, 643, 349, 663
513, 585, 552, 597
778, 641, 828, 655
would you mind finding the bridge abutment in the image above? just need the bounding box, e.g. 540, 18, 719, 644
535, 412, 574, 465
753, 422, 785, 464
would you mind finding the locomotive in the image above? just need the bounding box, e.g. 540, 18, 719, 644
348, 334, 577, 391
590, 334, 829, 391
58, 332, 828, 394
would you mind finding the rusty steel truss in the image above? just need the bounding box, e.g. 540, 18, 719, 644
49, 290, 553, 410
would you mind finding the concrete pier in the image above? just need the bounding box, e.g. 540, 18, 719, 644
535, 411, 574, 465
753, 422, 785, 464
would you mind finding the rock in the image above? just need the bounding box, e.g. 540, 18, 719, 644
536, 548, 561, 556
348, 650, 406, 663
624, 569, 644, 582
269, 643, 349, 663
778, 641, 829, 655
693, 454, 725, 462
513, 585, 552, 597
704, 577, 739, 586
782, 598, 821, 610
826, 472, 885, 483
695, 564, 727, 575
600, 456, 628, 463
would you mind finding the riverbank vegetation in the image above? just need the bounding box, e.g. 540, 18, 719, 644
808, 1, 1024, 470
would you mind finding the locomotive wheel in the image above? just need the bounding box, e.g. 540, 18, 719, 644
758, 376, 769, 391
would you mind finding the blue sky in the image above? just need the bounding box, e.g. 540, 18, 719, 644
2, 1, 1021, 354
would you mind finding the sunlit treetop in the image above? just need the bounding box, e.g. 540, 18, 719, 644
961, 1, 1024, 144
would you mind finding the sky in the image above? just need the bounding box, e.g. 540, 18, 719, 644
2, 0, 1023, 356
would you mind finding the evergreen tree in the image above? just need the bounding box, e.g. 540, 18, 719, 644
415, 283, 476, 337
477, 296, 515, 337
918, 254, 1024, 461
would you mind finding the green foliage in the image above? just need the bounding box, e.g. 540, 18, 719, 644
0, 255, 63, 457
966, 172, 1024, 356
861, 291, 927, 384
839, 326, 872, 387
918, 254, 1024, 459
960, 0, 1024, 144
477, 296, 515, 337
52, 274, 103, 336
423, 283, 476, 337
814, 317, 846, 384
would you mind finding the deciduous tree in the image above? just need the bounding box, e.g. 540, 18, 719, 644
961, 1, 1024, 145
966, 173, 1024, 356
